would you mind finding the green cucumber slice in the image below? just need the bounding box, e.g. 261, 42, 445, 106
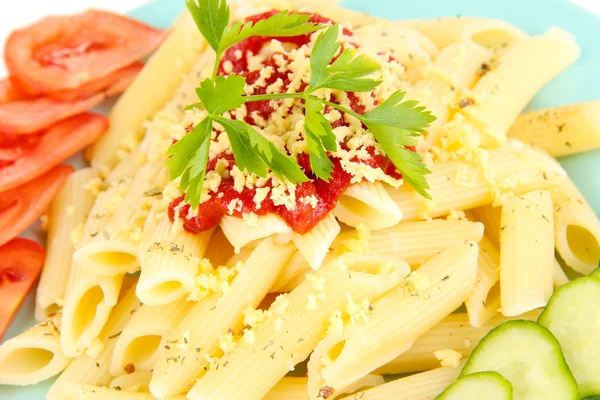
538, 275, 600, 397
435, 371, 512, 400
591, 267, 600, 279
461, 320, 577, 400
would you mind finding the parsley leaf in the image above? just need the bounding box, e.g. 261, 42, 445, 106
166, 118, 213, 208
195, 75, 247, 115
186, 0, 230, 52
215, 117, 308, 184
367, 122, 431, 198
309, 24, 341, 90
308, 25, 381, 92
363, 91, 436, 133
219, 11, 324, 53
304, 97, 336, 180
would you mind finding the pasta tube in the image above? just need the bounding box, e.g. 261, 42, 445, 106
507, 101, 600, 157
36, 168, 99, 321
0, 314, 69, 385
149, 238, 295, 398
307, 242, 478, 399
376, 311, 540, 374
552, 179, 600, 274
387, 140, 567, 220
187, 254, 411, 400
500, 191, 555, 316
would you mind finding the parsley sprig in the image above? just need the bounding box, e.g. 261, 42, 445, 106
167, 0, 435, 208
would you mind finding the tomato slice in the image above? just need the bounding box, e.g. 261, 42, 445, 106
48, 61, 144, 102
0, 78, 34, 103
5, 10, 165, 96
0, 238, 45, 340
0, 113, 107, 192
0, 132, 42, 164
0, 93, 104, 135
0, 164, 73, 247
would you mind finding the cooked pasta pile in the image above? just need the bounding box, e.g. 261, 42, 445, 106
1, 0, 599, 399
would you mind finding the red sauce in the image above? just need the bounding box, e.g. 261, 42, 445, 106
170, 11, 411, 235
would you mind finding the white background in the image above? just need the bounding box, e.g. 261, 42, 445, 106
0, 0, 598, 75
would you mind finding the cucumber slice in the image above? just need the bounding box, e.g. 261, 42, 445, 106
436, 371, 512, 400
591, 267, 600, 279
538, 275, 600, 397
461, 320, 577, 400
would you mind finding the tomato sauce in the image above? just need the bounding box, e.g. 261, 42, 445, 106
170, 11, 409, 235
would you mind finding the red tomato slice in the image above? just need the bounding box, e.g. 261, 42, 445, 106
0, 93, 104, 135
0, 113, 107, 192
0, 132, 42, 163
0, 164, 73, 247
48, 61, 144, 102
0, 78, 34, 103
5, 10, 165, 96
0, 238, 45, 340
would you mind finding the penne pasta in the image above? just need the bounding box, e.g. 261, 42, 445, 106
375, 311, 541, 375
35, 168, 99, 321
110, 299, 194, 376
353, 219, 484, 268
109, 371, 153, 393
74, 161, 164, 277
411, 41, 493, 147
333, 181, 402, 230
355, 23, 438, 69
149, 238, 295, 398
90, 10, 207, 170
292, 212, 341, 270
342, 365, 462, 400
137, 214, 214, 305
306, 242, 478, 399
187, 254, 410, 400
275, 219, 483, 292
469, 203, 502, 247
464, 235, 500, 327
500, 191, 555, 316
220, 214, 292, 252
551, 179, 600, 274
458, 28, 580, 147
387, 140, 567, 220
507, 101, 600, 157
49, 383, 187, 400
0, 314, 70, 385
48, 283, 142, 400
399, 17, 528, 50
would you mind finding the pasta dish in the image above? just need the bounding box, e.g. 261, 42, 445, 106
0, 0, 599, 399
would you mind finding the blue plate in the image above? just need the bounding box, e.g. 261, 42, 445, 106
1, 0, 599, 398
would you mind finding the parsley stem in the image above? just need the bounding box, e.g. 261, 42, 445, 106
243, 93, 366, 122
317, 98, 364, 121
212, 53, 222, 81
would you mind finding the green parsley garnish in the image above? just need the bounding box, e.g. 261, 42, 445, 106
167, 0, 435, 208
